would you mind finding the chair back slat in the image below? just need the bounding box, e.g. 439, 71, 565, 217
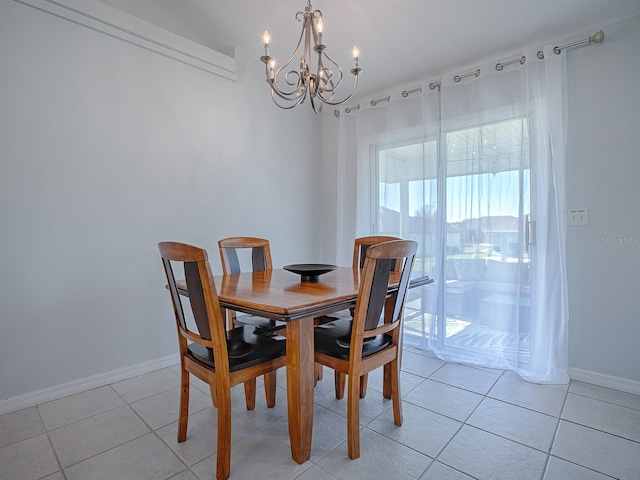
358, 244, 371, 268
391, 256, 415, 322
163, 257, 189, 333
364, 259, 393, 331
251, 247, 268, 272
184, 261, 212, 340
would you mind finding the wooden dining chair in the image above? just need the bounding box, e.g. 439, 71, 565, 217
313, 239, 418, 459
158, 241, 286, 480
218, 237, 282, 332
353, 236, 403, 270
331, 235, 402, 399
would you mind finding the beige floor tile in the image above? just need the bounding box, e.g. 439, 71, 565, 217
0, 406, 46, 448
111, 368, 178, 403
552, 420, 640, 479
419, 462, 474, 479
488, 371, 568, 416
314, 386, 393, 426
230, 385, 289, 428
368, 402, 462, 458
467, 397, 558, 452
316, 428, 432, 480
41, 472, 66, 480
64, 433, 185, 480
403, 379, 483, 422
130, 385, 212, 430
438, 425, 547, 479
48, 404, 150, 467
569, 381, 640, 410
429, 362, 501, 395
38, 385, 125, 430
544, 456, 612, 479
167, 470, 200, 480
400, 350, 446, 378
191, 430, 309, 480
562, 392, 640, 442
156, 407, 259, 466
0, 433, 59, 480
295, 465, 340, 479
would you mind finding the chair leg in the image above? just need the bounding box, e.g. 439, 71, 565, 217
216, 389, 232, 480
209, 384, 218, 408
177, 368, 189, 443
390, 359, 403, 426
244, 379, 257, 410
383, 363, 392, 399
334, 371, 345, 399
264, 371, 277, 408
315, 363, 324, 381
346, 374, 361, 459
359, 373, 368, 399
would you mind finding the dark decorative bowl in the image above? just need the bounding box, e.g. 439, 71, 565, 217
283, 264, 337, 282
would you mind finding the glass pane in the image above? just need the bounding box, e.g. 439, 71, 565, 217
376, 139, 438, 346
374, 118, 532, 361
443, 117, 530, 363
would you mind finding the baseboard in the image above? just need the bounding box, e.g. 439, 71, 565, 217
568, 367, 640, 396
0, 354, 179, 416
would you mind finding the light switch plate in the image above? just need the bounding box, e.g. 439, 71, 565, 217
567, 208, 589, 225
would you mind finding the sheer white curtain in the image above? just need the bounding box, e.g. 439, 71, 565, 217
334, 46, 569, 384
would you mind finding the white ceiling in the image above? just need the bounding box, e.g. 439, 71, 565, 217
98, 0, 640, 98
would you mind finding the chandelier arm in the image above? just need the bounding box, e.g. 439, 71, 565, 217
309, 90, 323, 113
270, 88, 307, 109
316, 74, 359, 106
264, 61, 305, 99
318, 52, 345, 93
271, 17, 307, 86
270, 78, 305, 101
301, 12, 315, 96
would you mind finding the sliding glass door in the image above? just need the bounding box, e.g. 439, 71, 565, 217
374, 117, 531, 364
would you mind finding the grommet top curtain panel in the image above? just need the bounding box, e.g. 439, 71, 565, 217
334, 46, 569, 384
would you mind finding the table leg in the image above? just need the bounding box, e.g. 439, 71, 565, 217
286, 316, 314, 463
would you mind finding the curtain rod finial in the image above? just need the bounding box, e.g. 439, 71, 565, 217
591, 30, 605, 44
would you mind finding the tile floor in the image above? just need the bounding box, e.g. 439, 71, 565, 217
2, 347, 640, 480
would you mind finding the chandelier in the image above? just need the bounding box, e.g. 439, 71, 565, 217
260, 0, 361, 113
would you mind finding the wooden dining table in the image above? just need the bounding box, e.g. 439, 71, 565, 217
178, 266, 432, 464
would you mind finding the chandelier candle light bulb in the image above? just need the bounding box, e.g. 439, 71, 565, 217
316, 17, 323, 44
263, 30, 270, 56
260, 0, 361, 113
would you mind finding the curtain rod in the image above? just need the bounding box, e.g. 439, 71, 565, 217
336, 29, 605, 116
496, 55, 526, 71
538, 29, 604, 59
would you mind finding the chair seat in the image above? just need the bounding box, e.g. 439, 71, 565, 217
232, 314, 286, 332
188, 326, 286, 372
314, 318, 391, 360
315, 309, 353, 324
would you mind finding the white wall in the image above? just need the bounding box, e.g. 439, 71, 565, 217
0, 1, 322, 402
565, 15, 640, 384
320, 16, 640, 388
